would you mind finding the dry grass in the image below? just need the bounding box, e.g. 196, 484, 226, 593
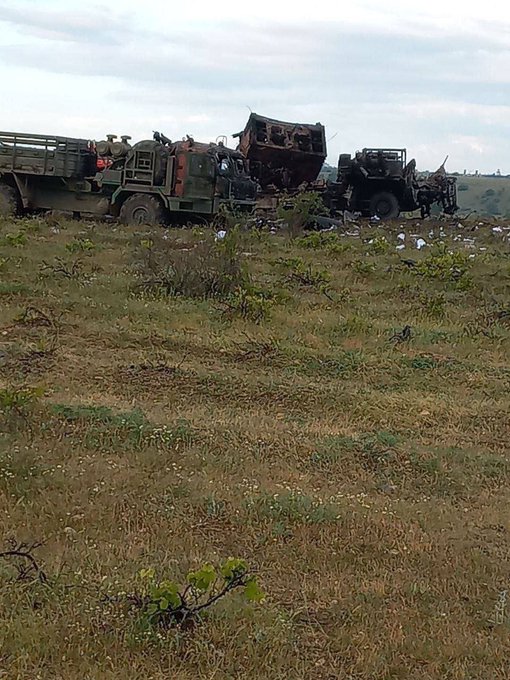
1, 215, 510, 679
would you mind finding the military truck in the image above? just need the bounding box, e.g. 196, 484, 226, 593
234, 113, 327, 210
327, 148, 458, 219
0, 130, 256, 224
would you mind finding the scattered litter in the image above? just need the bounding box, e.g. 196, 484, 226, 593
370, 215, 381, 222
396, 244, 405, 250
416, 238, 427, 250
215, 230, 227, 241
492, 226, 503, 233
397, 232, 405, 241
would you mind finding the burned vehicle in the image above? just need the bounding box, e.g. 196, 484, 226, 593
0, 130, 257, 224
326, 148, 458, 219
234, 113, 327, 209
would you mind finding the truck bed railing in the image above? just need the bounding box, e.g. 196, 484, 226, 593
0, 131, 92, 178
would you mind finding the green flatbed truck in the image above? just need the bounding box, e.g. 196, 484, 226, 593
0, 130, 257, 224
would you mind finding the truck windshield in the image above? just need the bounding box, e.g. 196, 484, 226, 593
218, 156, 232, 175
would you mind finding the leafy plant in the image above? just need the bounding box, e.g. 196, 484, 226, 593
65, 238, 96, 254
133, 558, 264, 629
277, 191, 325, 236
0, 385, 43, 415
276, 257, 332, 297
414, 246, 472, 287
220, 285, 273, 323
2, 231, 27, 247
419, 292, 447, 319
367, 235, 391, 255
295, 231, 350, 255
351, 259, 377, 276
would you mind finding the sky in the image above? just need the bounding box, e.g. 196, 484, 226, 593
1, 0, 509, 173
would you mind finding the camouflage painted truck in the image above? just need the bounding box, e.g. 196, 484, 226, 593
0, 130, 257, 224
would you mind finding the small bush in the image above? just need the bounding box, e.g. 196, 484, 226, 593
65, 238, 95, 254
414, 246, 471, 287
419, 292, 447, 319
276, 257, 331, 296
367, 235, 391, 255
1, 232, 27, 247
0, 386, 43, 415
130, 558, 264, 631
220, 286, 273, 323
351, 259, 377, 276
295, 231, 349, 255
277, 191, 325, 236
133, 229, 251, 301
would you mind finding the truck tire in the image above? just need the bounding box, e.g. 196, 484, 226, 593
0, 183, 19, 218
119, 194, 165, 226
369, 191, 400, 220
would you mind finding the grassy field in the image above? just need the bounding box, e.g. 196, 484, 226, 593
455, 176, 510, 218
0, 213, 509, 679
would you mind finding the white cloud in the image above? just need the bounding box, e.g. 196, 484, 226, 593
0, 0, 509, 172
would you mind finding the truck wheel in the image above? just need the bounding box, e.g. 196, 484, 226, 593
119, 194, 165, 226
0, 183, 19, 218
369, 191, 400, 220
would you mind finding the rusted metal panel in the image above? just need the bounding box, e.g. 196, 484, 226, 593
234, 113, 327, 191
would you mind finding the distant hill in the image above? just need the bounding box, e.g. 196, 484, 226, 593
453, 175, 510, 217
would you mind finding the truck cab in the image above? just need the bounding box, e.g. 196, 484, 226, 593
0, 130, 257, 224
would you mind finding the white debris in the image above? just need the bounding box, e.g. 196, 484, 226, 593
215, 230, 227, 241
396, 244, 405, 251
416, 238, 427, 250
371, 215, 381, 222
397, 232, 406, 241
492, 226, 503, 233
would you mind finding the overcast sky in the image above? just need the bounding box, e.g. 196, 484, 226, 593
1, 0, 509, 173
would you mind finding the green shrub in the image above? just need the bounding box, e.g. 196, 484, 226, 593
134, 229, 251, 300
132, 558, 264, 630
277, 191, 325, 236
414, 246, 471, 287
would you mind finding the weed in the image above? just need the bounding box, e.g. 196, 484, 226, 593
295, 231, 350, 254
0, 385, 43, 415
276, 256, 332, 297
220, 286, 273, 323
367, 235, 391, 255
0, 282, 29, 296
40, 257, 83, 280
129, 559, 263, 630
351, 259, 377, 276
234, 334, 281, 362
310, 435, 357, 467
133, 229, 252, 301
414, 245, 472, 287
276, 191, 325, 236
419, 292, 447, 319
246, 492, 341, 523
65, 238, 96, 254
1, 232, 27, 247
50, 404, 193, 451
